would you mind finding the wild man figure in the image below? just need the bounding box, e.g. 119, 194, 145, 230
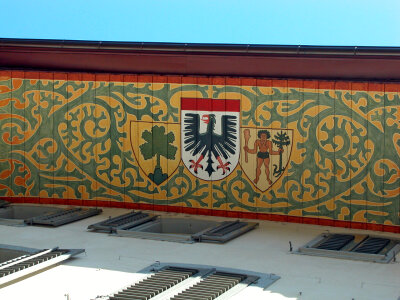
244, 130, 283, 185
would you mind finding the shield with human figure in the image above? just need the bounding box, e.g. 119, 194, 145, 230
240, 127, 293, 192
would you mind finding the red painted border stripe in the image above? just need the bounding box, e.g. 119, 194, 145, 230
181, 98, 240, 112
2, 197, 399, 234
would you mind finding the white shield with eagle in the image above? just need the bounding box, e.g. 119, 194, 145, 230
181, 98, 240, 181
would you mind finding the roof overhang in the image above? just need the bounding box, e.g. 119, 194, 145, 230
1, 38, 400, 81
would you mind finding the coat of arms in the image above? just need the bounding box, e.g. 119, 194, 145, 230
130, 97, 292, 189
240, 127, 292, 191
130, 121, 181, 186
181, 98, 240, 181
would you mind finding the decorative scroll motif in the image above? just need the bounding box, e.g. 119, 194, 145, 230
0, 74, 399, 227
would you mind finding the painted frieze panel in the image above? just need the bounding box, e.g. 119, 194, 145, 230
0, 72, 399, 230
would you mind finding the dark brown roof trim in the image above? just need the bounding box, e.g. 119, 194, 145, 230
2, 38, 400, 56
1, 38, 400, 81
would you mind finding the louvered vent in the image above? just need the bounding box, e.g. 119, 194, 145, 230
101, 263, 273, 300
88, 211, 156, 232
28, 207, 102, 226
0, 246, 84, 286
171, 271, 246, 300
298, 233, 400, 263
0, 200, 9, 208
353, 237, 390, 254
107, 267, 198, 300
315, 234, 354, 250
0, 250, 66, 278
111, 215, 258, 244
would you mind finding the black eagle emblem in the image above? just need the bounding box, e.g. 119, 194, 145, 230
183, 113, 237, 176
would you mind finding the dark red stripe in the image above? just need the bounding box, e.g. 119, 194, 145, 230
181, 98, 240, 112
2, 196, 399, 234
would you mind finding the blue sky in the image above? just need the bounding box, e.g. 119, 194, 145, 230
2, 0, 400, 46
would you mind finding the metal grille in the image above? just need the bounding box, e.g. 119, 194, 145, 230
88, 211, 156, 232
29, 207, 102, 226
353, 237, 390, 254
0, 253, 36, 268
103, 212, 149, 227
0, 249, 66, 278
108, 267, 198, 300
0, 200, 9, 208
298, 233, 400, 263
315, 234, 354, 250
171, 271, 246, 300
203, 221, 247, 237
192, 221, 258, 243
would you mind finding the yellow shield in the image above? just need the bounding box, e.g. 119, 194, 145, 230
240, 127, 293, 192
130, 121, 181, 185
